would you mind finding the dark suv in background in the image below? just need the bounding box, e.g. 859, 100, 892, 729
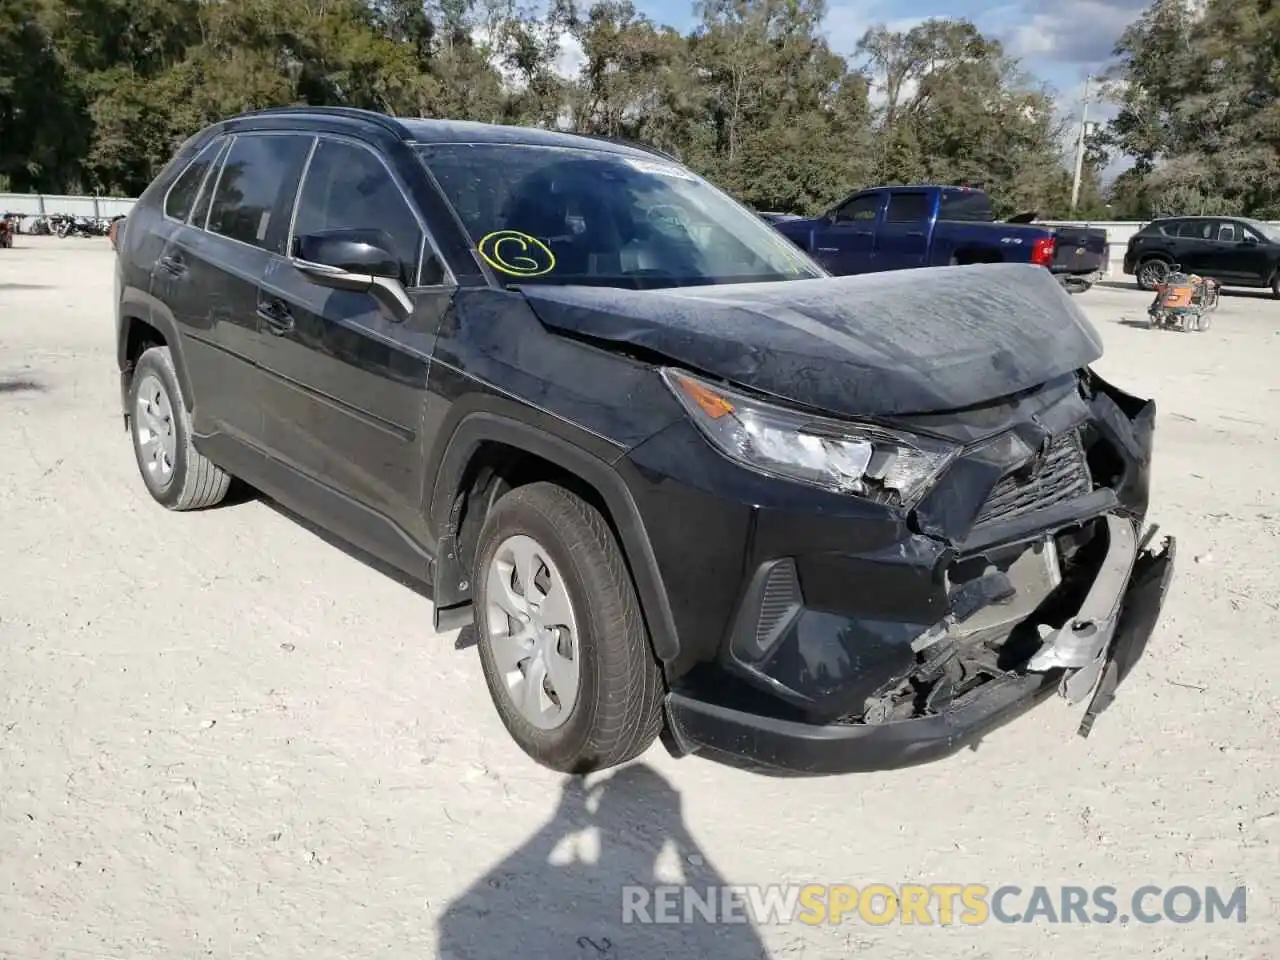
115, 107, 1174, 777
1124, 215, 1280, 296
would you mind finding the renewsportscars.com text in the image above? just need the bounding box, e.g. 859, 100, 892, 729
621, 883, 1248, 926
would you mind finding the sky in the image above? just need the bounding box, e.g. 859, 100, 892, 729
632, 0, 1151, 99
550, 0, 1154, 164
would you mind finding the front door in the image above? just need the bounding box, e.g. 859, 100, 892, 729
1206, 221, 1272, 283
256, 135, 455, 553
811, 192, 883, 275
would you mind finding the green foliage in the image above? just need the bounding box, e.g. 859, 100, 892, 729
1104, 0, 1280, 218
13, 0, 1272, 224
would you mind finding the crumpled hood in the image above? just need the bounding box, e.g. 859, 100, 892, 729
520, 263, 1104, 418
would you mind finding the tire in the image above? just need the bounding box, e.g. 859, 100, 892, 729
1136, 258, 1170, 291
128, 346, 231, 510
1271, 273, 1279, 300
473, 481, 664, 774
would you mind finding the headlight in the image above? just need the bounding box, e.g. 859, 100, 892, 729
661, 368, 960, 507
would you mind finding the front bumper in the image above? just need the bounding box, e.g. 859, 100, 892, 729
663, 528, 1176, 776
621, 369, 1169, 776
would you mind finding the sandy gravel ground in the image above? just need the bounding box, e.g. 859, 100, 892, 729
2, 236, 1278, 960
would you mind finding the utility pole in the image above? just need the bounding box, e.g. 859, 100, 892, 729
1070, 74, 1092, 218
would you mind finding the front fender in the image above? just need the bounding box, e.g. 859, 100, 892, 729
426, 406, 681, 665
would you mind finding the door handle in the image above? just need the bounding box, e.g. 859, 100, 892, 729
816, 247, 839, 253
158, 254, 186, 277
256, 300, 295, 335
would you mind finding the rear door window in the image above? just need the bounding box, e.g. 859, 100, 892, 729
206, 133, 314, 253
885, 192, 931, 223
163, 138, 225, 223
1177, 221, 1212, 240
939, 190, 994, 222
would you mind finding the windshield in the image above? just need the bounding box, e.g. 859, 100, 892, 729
1246, 220, 1280, 243
414, 143, 825, 289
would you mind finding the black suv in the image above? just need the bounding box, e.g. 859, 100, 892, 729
115, 107, 1175, 776
1123, 215, 1280, 296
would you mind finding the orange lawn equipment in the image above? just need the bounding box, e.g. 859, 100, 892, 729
1148, 265, 1219, 332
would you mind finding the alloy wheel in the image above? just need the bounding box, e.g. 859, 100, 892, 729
1138, 260, 1169, 289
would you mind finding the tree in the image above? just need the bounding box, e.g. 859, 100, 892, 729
1105, 0, 1280, 217
857, 18, 1071, 218
6, 0, 1101, 214
0, 0, 87, 191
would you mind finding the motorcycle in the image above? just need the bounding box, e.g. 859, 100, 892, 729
0, 216, 13, 249
1147, 265, 1219, 332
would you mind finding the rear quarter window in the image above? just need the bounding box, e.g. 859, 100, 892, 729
163, 138, 224, 222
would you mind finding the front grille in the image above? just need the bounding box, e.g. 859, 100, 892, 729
973, 430, 1091, 527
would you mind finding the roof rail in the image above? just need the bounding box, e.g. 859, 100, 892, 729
233, 105, 411, 139
580, 134, 681, 163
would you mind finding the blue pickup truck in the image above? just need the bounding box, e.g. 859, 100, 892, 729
771, 185, 1109, 293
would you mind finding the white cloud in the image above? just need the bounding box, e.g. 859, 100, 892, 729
822, 1, 925, 58
553, 32, 587, 79
999, 0, 1149, 67
470, 26, 585, 91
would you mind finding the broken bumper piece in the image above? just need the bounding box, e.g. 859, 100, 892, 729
662, 523, 1177, 777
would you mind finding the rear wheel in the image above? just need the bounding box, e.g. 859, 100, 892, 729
1271, 273, 1279, 300
128, 346, 231, 510
473, 481, 664, 774
1136, 258, 1170, 291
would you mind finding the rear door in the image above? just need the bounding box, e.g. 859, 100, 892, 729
1172, 220, 1215, 274
256, 134, 456, 552
810, 192, 883, 274
154, 131, 313, 444
875, 190, 932, 269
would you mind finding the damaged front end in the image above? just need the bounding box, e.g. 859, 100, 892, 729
661, 368, 1177, 775
859, 368, 1174, 736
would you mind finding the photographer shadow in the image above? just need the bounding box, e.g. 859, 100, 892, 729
437, 763, 771, 960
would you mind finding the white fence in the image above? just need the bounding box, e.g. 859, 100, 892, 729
1, 193, 136, 218
4, 193, 1276, 279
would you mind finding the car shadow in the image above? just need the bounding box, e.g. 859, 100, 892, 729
256, 495, 433, 602
0, 377, 45, 394
436, 763, 773, 960
1118, 319, 1155, 329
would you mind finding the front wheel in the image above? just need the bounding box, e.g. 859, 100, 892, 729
473, 482, 664, 774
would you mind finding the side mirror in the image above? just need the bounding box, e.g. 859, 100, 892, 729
293, 229, 400, 280
291, 229, 412, 322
